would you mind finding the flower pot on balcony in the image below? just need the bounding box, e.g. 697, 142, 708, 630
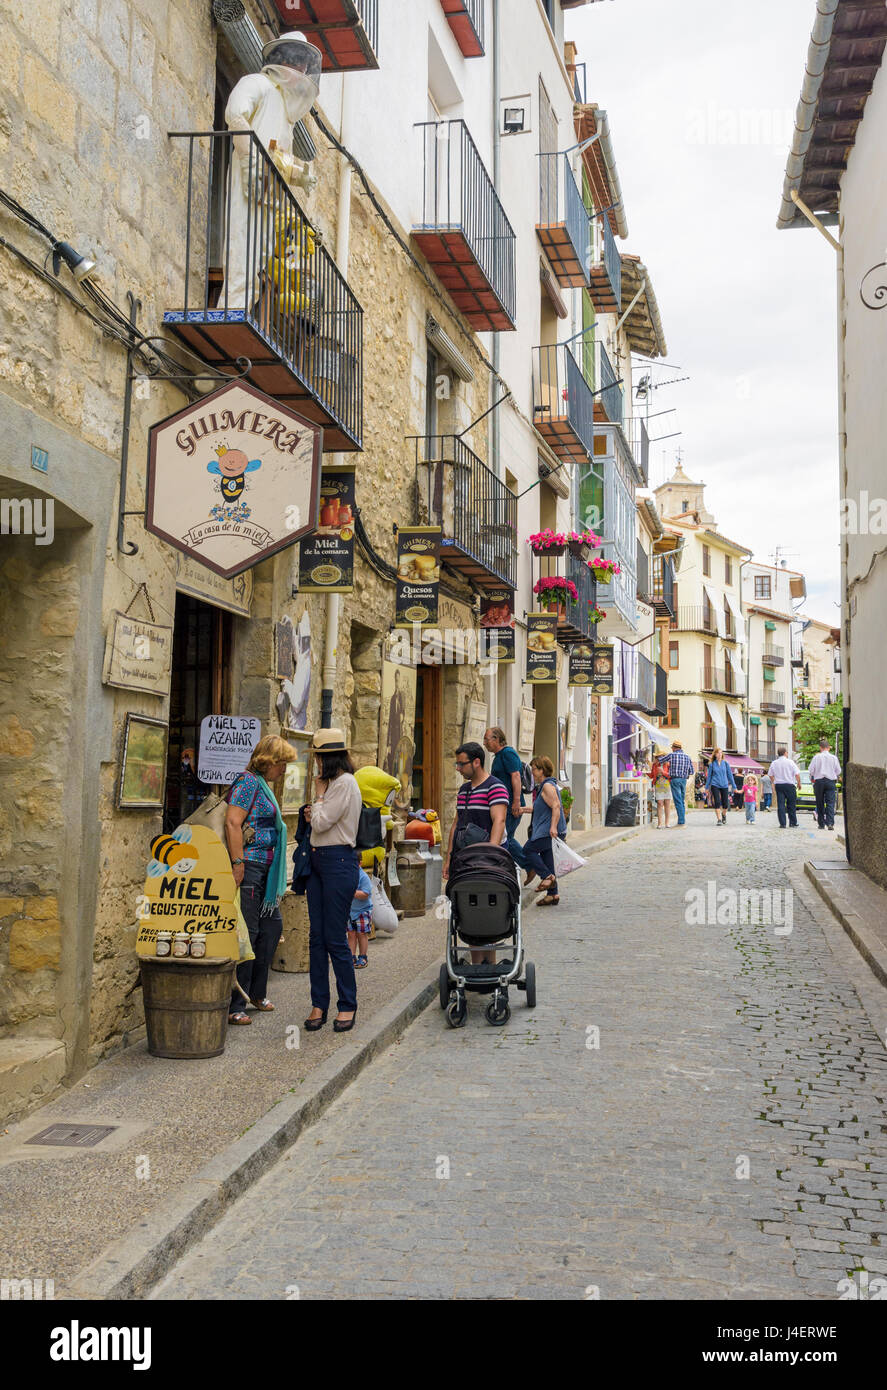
568, 540, 592, 561
532, 542, 566, 558
592, 568, 613, 584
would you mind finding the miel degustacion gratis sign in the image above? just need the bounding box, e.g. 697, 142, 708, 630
146, 381, 323, 579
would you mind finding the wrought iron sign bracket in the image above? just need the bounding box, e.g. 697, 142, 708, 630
116, 290, 252, 555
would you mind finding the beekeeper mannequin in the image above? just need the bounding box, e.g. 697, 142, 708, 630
224, 31, 322, 309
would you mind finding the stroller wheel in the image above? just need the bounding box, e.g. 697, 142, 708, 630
524, 961, 536, 1008
446, 997, 467, 1029
438, 963, 451, 1010
485, 999, 511, 1027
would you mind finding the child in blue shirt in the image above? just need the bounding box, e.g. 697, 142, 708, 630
347, 867, 374, 969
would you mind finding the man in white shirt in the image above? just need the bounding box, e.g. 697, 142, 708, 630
768, 746, 802, 829
808, 738, 841, 830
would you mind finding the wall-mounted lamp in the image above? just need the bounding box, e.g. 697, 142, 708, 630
503, 107, 526, 134
51, 240, 97, 282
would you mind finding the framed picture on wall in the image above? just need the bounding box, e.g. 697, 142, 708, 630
118, 713, 169, 810
277, 730, 314, 817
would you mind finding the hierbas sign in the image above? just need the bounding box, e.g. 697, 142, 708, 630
146, 381, 322, 579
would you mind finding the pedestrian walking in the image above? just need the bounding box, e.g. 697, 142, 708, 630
303, 729, 363, 1034
347, 865, 373, 969
484, 725, 526, 868
518, 756, 566, 906
808, 738, 841, 830
705, 748, 736, 826
768, 745, 802, 829
695, 768, 708, 808
667, 741, 694, 826
743, 773, 759, 824
225, 734, 297, 1025
445, 742, 509, 962
652, 753, 673, 829
761, 772, 773, 812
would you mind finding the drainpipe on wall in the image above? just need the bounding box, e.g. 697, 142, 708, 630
320, 75, 353, 728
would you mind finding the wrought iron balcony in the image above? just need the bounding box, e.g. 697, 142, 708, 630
650, 662, 668, 718
790, 632, 804, 666
537, 154, 591, 289
413, 120, 516, 331
414, 434, 517, 589
673, 605, 718, 635
636, 540, 651, 603
760, 697, 786, 713
594, 341, 623, 426
163, 131, 363, 450
762, 645, 785, 666
440, 0, 485, 56
700, 667, 741, 696
626, 416, 649, 484
651, 554, 675, 618
616, 649, 656, 712
560, 552, 598, 643
533, 342, 595, 464
588, 210, 621, 313
268, 0, 379, 70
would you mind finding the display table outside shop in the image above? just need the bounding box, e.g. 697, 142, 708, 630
616, 776, 652, 826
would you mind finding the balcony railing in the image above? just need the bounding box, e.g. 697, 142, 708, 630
651, 554, 675, 618
269, 0, 380, 70
414, 434, 517, 588
636, 541, 651, 602
567, 60, 587, 104
626, 416, 649, 483
414, 120, 516, 331
760, 697, 786, 713
596, 341, 623, 426
790, 632, 804, 666
588, 210, 621, 313
533, 341, 595, 463
700, 667, 740, 696
673, 605, 717, 635
537, 153, 591, 288
163, 130, 363, 451
650, 663, 668, 717
440, 0, 485, 56
561, 552, 597, 642
762, 645, 785, 666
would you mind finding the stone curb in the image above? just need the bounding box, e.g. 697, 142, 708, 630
69, 971, 437, 1300
804, 862, 887, 990
68, 825, 638, 1300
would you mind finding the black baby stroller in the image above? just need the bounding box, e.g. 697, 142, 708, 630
439, 842, 536, 1028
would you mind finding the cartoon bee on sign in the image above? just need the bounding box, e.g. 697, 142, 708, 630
207, 443, 262, 504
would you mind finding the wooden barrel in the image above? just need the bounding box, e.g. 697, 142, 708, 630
140, 957, 235, 1059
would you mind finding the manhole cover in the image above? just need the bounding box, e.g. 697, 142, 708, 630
25, 1124, 118, 1148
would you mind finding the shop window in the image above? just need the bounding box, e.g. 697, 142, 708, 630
164, 594, 232, 832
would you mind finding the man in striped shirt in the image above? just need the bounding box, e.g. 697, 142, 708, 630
667, 742, 695, 827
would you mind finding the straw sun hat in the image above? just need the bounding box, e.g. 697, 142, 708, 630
309, 728, 350, 753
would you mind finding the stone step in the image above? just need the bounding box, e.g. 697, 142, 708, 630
0, 1038, 66, 1127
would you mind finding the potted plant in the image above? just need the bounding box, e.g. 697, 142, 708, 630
528, 528, 567, 558
560, 786, 574, 823
588, 605, 607, 626
588, 556, 621, 584
567, 528, 602, 561
533, 575, 578, 615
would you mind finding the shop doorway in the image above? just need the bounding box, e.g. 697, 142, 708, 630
413, 665, 442, 813
164, 593, 232, 831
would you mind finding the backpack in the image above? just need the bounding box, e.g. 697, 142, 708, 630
520, 761, 534, 794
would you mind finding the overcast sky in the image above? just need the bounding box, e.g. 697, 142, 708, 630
568, 0, 840, 624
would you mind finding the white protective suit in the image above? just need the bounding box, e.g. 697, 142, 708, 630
224, 56, 319, 309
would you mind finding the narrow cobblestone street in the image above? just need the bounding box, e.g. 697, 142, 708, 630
153, 816, 887, 1301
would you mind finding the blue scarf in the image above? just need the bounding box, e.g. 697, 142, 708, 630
253, 774, 287, 915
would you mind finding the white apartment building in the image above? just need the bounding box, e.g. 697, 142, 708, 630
741, 562, 806, 762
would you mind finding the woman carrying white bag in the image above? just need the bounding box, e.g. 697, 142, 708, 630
517, 756, 584, 907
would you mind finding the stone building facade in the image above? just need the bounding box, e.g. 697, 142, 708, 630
0, 0, 596, 1121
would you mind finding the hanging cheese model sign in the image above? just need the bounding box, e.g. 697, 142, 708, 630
146, 381, 323, 579
135, 824, 241, 960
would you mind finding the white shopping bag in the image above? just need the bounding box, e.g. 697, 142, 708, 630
551, 837, 587, 877
370, 874, 398, 932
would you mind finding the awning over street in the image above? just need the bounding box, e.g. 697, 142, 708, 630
725, 755, 763, 772
726, 701, 747, 753
616, 707, 673, 749
705, 698, 727, 749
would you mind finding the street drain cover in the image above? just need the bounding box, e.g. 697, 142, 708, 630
25, 1124, 118, 1148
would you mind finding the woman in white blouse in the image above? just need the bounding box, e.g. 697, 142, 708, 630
303, 729, 363, 1034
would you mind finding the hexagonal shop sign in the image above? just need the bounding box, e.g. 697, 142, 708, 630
146, 381, 323, 578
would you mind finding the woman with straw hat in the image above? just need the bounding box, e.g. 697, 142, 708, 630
303, 728, 363, 1034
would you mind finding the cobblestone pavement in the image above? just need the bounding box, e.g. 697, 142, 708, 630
154, 815, 887, 1300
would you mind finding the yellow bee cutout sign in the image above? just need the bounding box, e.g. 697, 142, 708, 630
135, 824, 241, 960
